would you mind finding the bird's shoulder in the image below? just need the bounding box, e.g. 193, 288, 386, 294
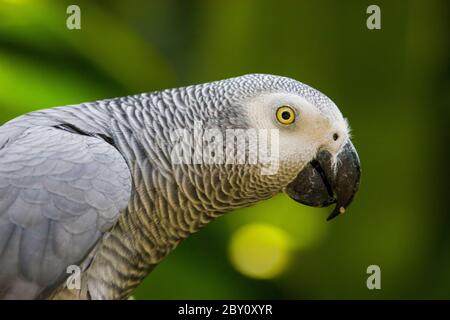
0, 123, 132, 299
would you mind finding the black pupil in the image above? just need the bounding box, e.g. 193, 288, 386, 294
281, 111, 291, 120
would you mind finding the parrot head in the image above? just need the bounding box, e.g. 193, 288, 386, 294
190, 74, 361, 220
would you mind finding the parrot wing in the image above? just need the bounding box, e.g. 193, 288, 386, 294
0, 125, 132, 299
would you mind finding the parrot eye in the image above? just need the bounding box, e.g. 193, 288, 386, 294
276, 106, 296, 125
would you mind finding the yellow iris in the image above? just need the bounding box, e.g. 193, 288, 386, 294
276, 106, 295, 125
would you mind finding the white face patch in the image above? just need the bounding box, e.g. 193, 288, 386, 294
242, 92, 349, 180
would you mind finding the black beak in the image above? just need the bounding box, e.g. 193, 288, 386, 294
286, 141, 361, 221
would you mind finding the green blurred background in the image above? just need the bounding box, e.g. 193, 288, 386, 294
0, 0, 449, 299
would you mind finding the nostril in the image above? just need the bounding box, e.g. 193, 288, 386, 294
333, 133, 339, 141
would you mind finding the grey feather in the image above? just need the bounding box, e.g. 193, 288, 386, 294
0, 126, 132, 299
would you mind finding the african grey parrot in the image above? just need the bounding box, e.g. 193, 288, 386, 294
0, 74, 360, 299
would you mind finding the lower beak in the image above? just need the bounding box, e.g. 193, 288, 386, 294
286, 141, 361, 221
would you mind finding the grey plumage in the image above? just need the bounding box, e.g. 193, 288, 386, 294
0, 126, 131, 299
0, 74, 360, 299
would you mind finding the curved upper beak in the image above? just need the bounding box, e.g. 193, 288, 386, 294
286, 141, 361, 221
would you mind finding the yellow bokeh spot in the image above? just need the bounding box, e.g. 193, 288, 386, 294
228, 223, 293, 280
